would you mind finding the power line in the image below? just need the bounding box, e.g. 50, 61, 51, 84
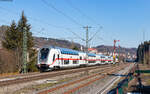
0, 6, 66, 29
66, 28, 85, 41
0, 5, 86, 44
41, 0, 83, 27
0, 6, 84, 39
32, 26, 81, 40
64, 0, 100, 25
89, 26, 103, 41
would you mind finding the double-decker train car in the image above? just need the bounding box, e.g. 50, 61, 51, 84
87, 53, 97, 66
37, 46, 115, 72
105, 56, 114, 64
99, 54, 106, 64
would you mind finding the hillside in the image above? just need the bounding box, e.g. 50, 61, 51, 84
0, 25, 82, 50
34, 37, 82, 49
0, 25, 137, 55
95, 45, 137, 55
34, 37, 137, 55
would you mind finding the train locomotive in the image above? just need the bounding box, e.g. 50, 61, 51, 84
37, 46, 115, 72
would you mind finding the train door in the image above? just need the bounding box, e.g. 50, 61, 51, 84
61, 54, 70, 68
52, 49, 61, 69
52, 53, 56, 68
59, 54, 64, 68
79, 53, 86, 66
57, 54, 61, 67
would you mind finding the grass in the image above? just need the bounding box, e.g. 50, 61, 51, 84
0, 72, 19, 77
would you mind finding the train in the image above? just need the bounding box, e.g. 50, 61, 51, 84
37, 46, 116, 72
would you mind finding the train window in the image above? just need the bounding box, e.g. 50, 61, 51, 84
101, 61, 105, 63
53, 54, 55, 62
64, 60, 69, 64
89, 61, 95, 63
58, 54, 59, 59
80, 56, 82, 60
40, 48, 49, 60
73, 60, 78, 64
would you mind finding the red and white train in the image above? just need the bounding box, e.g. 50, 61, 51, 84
37, 46, 115, 72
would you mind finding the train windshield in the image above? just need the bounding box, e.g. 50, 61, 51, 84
40, 48, 49, 60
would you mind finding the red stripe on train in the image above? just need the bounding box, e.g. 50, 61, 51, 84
47, 58, 113, 66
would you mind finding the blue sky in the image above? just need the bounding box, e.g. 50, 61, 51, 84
0, 0, 150, 48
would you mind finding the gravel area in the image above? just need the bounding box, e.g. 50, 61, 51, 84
0, 65, 111, 94
72, 63, 134, 94
36, 63, 128, 94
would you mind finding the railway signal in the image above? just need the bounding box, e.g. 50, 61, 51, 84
113, 40, 120, 62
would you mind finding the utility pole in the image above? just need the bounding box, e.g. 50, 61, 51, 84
113, 40, 120, 63
83, 26, 91, 63
23, 27, 27, 73
83, 26, 92, 53
118, 45, 120, 62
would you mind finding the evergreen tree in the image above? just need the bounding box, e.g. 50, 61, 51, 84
2, 11, 37, 72
2, 20, 18, 50
72, 46, 79, 51
17, 11, 34, 50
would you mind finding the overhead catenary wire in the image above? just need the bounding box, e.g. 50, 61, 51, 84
31, 27, 80, 41
64, 0, 100, 26
0, 6, 66, 29
90, 36, 108, 47
64, 0, 104, 47
41, 0, 84, 27
88, 26, 103, 41
66, 28, 85, 41
0, 6, 84, 41
31, 28, 83, 47
0, 4, 95, 47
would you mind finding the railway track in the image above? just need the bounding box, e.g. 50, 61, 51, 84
38, 63, 130, 94
0, 64, 112, 87
97, 63, 136, 94
0, 72, 40, 80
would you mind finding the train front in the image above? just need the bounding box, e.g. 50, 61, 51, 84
37, 47, 51, 72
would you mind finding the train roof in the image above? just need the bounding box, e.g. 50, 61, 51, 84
41, 46, 80, 55
97, 54, 106, 58
88, 53, 96, 57
41, 46, 99, 56
98, 54, 105, 56
55, 46, 79, 55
